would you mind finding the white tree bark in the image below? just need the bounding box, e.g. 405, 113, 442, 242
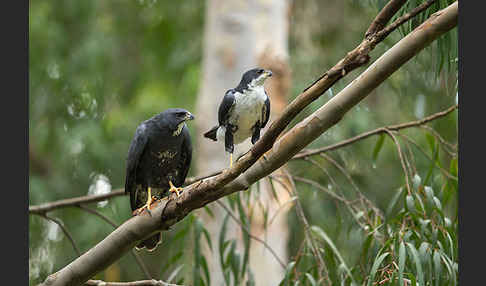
195, 0, 291, 285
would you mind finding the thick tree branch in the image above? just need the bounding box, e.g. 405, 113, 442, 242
39, 3, 457, 285
30, 0, 443, 218
29, 104, 457, 217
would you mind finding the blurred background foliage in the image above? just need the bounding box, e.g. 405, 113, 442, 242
29, 0, 457, 285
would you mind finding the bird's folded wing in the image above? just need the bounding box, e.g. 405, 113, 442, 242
218, 89, 236, 126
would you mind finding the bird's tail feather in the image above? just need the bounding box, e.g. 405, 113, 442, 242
135, 232, 162, 252
204, 126, 219, 141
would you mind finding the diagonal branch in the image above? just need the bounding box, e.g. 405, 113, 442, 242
365, 0, 407, 39
29, 0, 442, 217
39, 3, 457, 285
40, 213, 81, 257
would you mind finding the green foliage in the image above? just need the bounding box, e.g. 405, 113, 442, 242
29, 0, 457, 285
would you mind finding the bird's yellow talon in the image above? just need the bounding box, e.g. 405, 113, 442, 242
134, 187, 156, 215
169, 181, 183, 198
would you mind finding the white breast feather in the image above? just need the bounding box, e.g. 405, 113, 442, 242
220, 86, 266, 144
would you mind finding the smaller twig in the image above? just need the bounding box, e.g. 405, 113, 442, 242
291, 176, 346, 203
397, 133, 458, 181
320, 153, 384, 221
41, 213, 81, 256
283, 170, 331, 286
267, 196, 298, 227
293, 104, 458, 159
383, 129, 412, 195
85, 279, 183, 286
371, 0, 438, 45
77, 205, 118, 227
29, 190, 126, 214
215, 200, 287, 269
420, 125, 457, 156
401, 137, 418, 176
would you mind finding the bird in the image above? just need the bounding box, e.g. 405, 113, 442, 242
203, 67, 272, 168
125, 108, 194, 251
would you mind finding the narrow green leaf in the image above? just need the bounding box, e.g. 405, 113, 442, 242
361, 233, 374, 269
310, 225, 356, 282
398, 241, 406, 286
386, 187, 404, 216
268, 177, 281, 204
167, 264, 185, 283
203, 205, 214, 218
412, 174, 422, 190
439, 251, 457, 286
201, 225, 213, 252
424, 142, 439, 186
425, 132, 436, 154
218, 214, 230, 273
367, 252, 389, 286
433, 196, 442, 212
161, 251, 184, 274
372, 134, 385, 163
281, 261, 296, 286
433, 250, 442, 286
406, 243, 424, 286
200, 257, 211, 286
406, 195, 415, 212
305, 273, 317, 286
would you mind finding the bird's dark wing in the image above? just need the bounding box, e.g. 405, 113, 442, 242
218, 89, 236, 126
176, 126, 192, 186
261, 95, 271, 128
125, 123, 149, 209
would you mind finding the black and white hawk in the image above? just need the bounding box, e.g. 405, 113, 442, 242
204, 68, 272, 167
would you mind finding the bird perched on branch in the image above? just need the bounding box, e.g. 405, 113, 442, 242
204, 67, 272, 167
125, 108, 194, 251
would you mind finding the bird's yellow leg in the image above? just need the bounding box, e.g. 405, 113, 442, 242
230, 153, 233, 168
169, 180, 183, 198
136, 187, 156, 215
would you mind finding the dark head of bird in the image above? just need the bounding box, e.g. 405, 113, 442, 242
236, 67, 273, 92
155, 108, 195, 134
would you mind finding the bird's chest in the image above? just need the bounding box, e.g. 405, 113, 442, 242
230, 88, 266, 140
139, 136, 183, 184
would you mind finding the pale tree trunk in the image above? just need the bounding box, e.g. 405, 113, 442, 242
195, 0, 292, 285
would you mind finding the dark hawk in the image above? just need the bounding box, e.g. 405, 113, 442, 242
125, 108, 194, 251
203, 67, 272, 167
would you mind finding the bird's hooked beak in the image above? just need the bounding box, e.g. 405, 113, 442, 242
185, 112, 195, 121
263, 70, 273, 78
